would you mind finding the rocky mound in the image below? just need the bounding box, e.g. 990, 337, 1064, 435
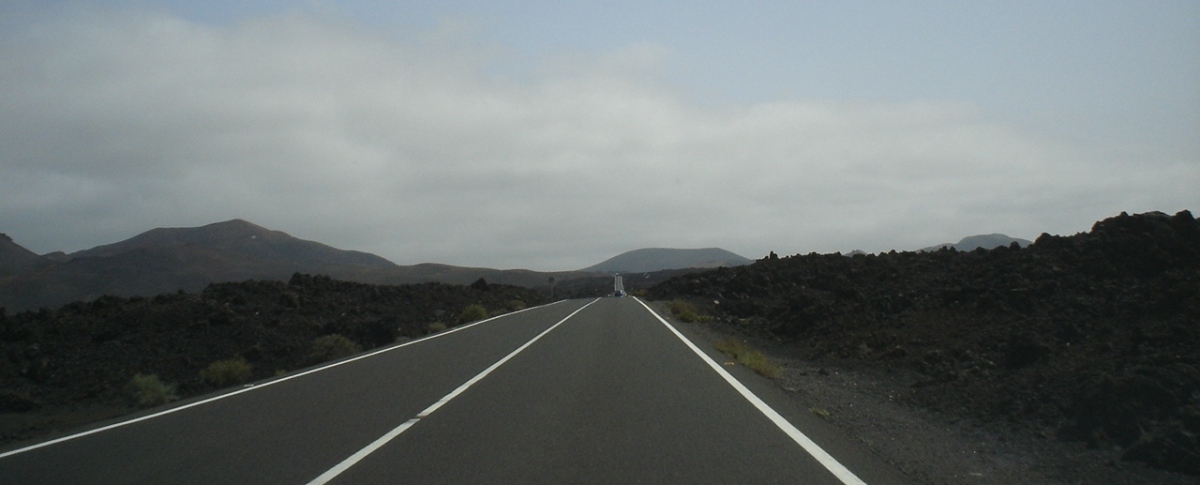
648, 211, 1199, 475
0, 274, 545, 444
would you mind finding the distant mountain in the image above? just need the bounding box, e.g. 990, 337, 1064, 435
71, 219, 395, 268
0, 233, 49, 277
582, 248, 752, 273
0, 220, 598, 312
920, 234, 1032, 253
0, 220, 404, 311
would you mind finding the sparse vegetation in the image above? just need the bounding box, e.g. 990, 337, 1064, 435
307, 334, 362, 364
125, 373, 178, 408
669, 299, 710, 323
200, 357, 252, 388
507, 299, 527, 311
457, 304, 488, 324
714, 337, 782, 378
427, 322, 448, 333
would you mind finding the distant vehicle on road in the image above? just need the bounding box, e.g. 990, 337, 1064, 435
613, 275, 625, 297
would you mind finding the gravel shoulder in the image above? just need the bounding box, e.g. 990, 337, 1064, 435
674, 314, 1195, 485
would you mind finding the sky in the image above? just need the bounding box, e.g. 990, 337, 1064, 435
1, 1, 1197, 270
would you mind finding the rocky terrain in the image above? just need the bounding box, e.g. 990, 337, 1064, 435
3, 210, 1194, 482
0, 274, 545, 444
648, 210, 1199, 477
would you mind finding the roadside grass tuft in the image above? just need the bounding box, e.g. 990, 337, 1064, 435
457, 304, 488, 324
125, 373, 177, 408
507, 300, 527, 311
427, 322, 448, 333
714, 337, 782, 379
200, 357, 252, 388
669, 299, 711, 323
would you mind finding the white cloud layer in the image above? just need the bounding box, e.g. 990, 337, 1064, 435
2, 9, 1196, 270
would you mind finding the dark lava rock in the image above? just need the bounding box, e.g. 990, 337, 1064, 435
648, 210, 1199, 475
0, 274, 545, 444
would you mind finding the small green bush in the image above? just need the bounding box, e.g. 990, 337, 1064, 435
507, 300, 527, 312
200, 357, 252, 388
670, 299, 709, 323
714, 337, 746, 356
427, 322, 448, 333
126, 373, 177, 408
715, 337, 782, 379
307, 334, 362, 365
457, 304, 488, 324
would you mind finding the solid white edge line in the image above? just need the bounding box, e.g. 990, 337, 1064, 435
305, 298, 600, 485
633, 297, 869, 485
0, 300, 569, 460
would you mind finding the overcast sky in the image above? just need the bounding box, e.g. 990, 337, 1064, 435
2, 1, 1197, 270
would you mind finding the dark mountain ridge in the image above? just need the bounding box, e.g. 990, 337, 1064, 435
0, 220, 404, 311
0, 220, 603, 311
71, 219, 394, 268
0, 234, 48, 278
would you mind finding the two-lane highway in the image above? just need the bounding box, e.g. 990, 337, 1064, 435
1, 297, 908, 484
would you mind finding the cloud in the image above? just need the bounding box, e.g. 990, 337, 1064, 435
1, 8, 1195, 270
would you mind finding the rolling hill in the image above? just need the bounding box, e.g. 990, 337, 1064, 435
581, 248, 752, 273
0, 220, 402, 311
0, 234, 49, 278
0, 220, 598, 311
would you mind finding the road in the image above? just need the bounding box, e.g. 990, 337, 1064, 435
0, 297, 908, 484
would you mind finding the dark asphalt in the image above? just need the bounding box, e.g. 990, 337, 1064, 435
0, 297, 909, 484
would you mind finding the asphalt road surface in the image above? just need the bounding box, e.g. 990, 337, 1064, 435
1, 297, 909, 484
